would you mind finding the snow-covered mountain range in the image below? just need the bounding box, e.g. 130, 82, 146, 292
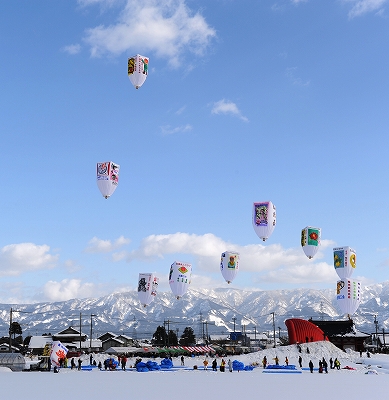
1, 282, 388, 339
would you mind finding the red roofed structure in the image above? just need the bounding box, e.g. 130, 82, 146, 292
285, 318, 328, 344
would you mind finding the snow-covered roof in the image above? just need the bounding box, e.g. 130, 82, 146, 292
28, 336, 52, 349
103, 337, 124, 345
104, 346, 141, 354
116, 334, 132, 340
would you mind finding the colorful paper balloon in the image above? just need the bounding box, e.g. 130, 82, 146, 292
169, 261, 192, 299
137, 273, 159, 307
220, 251, 239, 284
333, 246, 356, 279
252, 201, 276, 241
50, 341, 68, 367
301, 226, 321, 259
96, 161, 120, 199
336, 278, 362, 316
128, 54, 149, 89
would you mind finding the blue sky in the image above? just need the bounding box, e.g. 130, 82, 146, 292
1, 0, 389, 304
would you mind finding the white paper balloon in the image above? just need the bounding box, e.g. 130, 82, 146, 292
252, 201, 276, 241
301, 226, 321, 259
336, 278, 362, 316
333, 246, 356, 279
137, 273, 159, 307
128, 54, 149, 89
96, 161, 120, 199
169, 261, 192, 299
220, 251, 239, 284
50, 341, 68, 367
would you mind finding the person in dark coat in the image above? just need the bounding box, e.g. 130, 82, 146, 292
309, 360, 314, 373
298, 356, 302, 368
121, 356, 127, 371
212, 359, 217, 371
77, 358, 82, 370
322, 358, 328, 373
329, 357, 333, 369
70, 358, 75, 370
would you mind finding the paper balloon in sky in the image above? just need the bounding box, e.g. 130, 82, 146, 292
220, 251, 239, 284
137, 273, 159, 307
252, 201, 276, 241
169, 261, 192, 299
96, 161, 120, 199
301, 226, 321, 259
333, 246, 356, 279
336, 278, 361, 316
128, 54, 149, 89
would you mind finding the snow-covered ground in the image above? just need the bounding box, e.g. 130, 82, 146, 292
3, 342, 389, 400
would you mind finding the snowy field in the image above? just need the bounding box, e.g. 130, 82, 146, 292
3, 342, 389, 400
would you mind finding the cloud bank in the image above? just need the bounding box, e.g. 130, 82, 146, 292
122, 232, 338, 285
81, 0, 216, 67
0, 243, 58, 276
211, 99, 248, 122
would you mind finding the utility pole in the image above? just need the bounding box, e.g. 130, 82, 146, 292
374, 315, 379, 352
383, 328, 386, 350
89, 314, 96, 352
79, 312, 82, 354
232, 317, 236, 333
9, 307, 12, 353
270, 312, 276, 348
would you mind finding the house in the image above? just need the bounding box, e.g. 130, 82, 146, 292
28, 335, 53, 355
309, 319, 370, 352
52, 327, 87, 344
101, 337, 125, 352
0, 343, 20, 353
98, 332, 134, 352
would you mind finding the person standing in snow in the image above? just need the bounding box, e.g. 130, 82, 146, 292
274, 356, 279, 365
203, 359, 209, 370
181, 356, 185, 366
228, 359, 232, 372
121, 356, 127, 371
298, 356, 302, 368
285, 357, 289, 366
309, 360, 314, 373
71, 358, 75, 370
90, 354, 93, 365
329, 357, 333, 369
77, 358, 82, 371
322, 358, 328, 373
262, 356, 267, 368
220, 359, 226, 372
212, 359, 217, 371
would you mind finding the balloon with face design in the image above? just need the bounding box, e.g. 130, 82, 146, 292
220, 251, 239, 284
96, 161, 120, 199
252, 201, 276, 241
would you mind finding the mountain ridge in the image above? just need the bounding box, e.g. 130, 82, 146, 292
1, 282, 388, 339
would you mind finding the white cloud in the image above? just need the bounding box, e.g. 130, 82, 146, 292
211, 99, 248, 122
121, 232, 339, 285
343, 0, 387, 18
0, 243, 58, 276
43, 279, 96, 302
85, 236, 131, 253
81, 0, 216, 67
285, 67, 310, 86
160, 124, 192, 135
61, 44, 81, 55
